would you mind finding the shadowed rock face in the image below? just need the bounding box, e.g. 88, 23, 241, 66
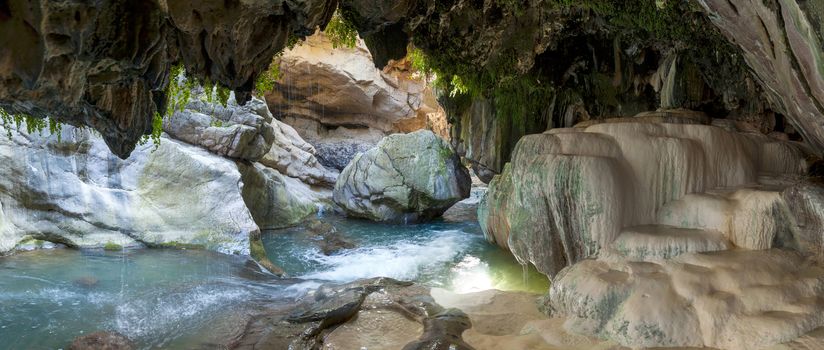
0, 0, 335, 158
695, 0, 824, 153
1, 0, 822, 162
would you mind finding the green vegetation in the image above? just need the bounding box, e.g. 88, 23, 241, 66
325, 10, 359, 49
408, 0, 743, 133
0, 109, 63, 141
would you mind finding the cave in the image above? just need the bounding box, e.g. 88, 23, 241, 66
1, 0, 824, 349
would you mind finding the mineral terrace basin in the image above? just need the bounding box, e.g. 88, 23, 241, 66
0, 214, 548, 349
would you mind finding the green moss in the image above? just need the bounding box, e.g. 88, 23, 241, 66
249, 233, 285, 275
155, 241, 205, 250
103, 241, 123, 251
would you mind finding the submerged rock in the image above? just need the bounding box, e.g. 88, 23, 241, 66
333, 130, 471, 222
302, 218, 356, 255
69, 331, 133, 350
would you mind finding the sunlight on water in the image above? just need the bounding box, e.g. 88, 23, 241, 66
0, 213, 548, 348
262, 215, 549, 294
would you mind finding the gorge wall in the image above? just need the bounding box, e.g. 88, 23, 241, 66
264, 32, 446, 170
0, 0, 821, 172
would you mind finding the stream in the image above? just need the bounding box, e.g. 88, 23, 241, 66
0, 213, 547, 349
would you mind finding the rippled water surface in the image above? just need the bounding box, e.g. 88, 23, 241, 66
0, 213, 547, 349
263, 215, 549, 294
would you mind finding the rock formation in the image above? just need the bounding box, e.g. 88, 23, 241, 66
233, 278, 474, 350
162, 95, 276, 162
264, 32, 446, 170
477, 114, 824, 348
696, 0, 824, 152
163, 92, 338, 186
549, 249, 824, 349
480, 115, 809, 278
0, 96, 333, 274
258, 119, 339, 187
0, 0, 336, 158
333, 130, 471, 222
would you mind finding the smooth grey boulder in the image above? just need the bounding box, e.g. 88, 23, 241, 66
163, 95, 276, 161
0, 122, 322, 257
333, 130, 471, 222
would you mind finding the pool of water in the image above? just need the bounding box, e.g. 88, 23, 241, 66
0, 248, 301, 349
0, 213, 548, 349
262, 215, 549, 294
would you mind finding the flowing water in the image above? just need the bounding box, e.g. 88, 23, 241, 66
0, 214, 547, 349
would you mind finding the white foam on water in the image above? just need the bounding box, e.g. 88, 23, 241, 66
297, 229, 474, 282
113, 283, 252, 342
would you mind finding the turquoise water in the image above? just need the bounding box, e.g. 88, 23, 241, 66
0, 249, 296, 349
263, 215, 549, 294
0, 214, 547, 349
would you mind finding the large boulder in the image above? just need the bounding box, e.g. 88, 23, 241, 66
0, 121, 322, 260
333, 130, 471, 222
162, 95, 276, 162
265, 32, 446, 170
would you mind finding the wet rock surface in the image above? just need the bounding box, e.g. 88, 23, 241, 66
69, 331, 133, 350
0, 100, 330, 271
333, 130, 471, 222
232, 278, 474, 350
